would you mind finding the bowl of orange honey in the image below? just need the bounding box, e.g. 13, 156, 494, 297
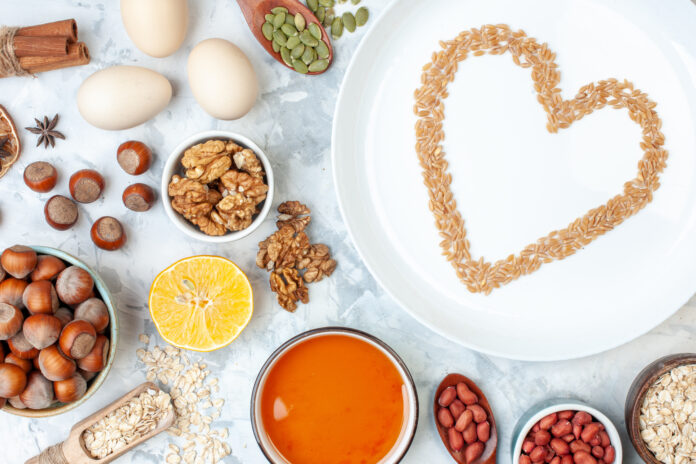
251, 327, 419, 464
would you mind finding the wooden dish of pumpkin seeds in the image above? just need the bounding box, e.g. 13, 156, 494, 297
235, 0, 333, 75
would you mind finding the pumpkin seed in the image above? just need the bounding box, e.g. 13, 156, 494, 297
342, 12, 356, 32
265, 14, 275, 23
273, 12, 286, 29
273, 30, 287, 46
271, 6, 288, 14
272, 40, 281, 53
308, 23, 322, 40
281, 47, 293, 66
299, 29, 319, 47
323, 12, 334, 28
351, 0, 361, 4
331, 17, 343, 39
292, 59, 309, 74
291, 43, 305, 59
316, 6, 325, 22
285, 15, 294, 25
294, 13, 306, 32
318, 0, 334, 7
315, 40, 329, 59
307, 0, 318, 12
355, 7, 368, 26
301, 46, 314, 65
281, 23, 298, 36
308, 59, 329, 72
286, 35, 301, 49
262, 22, 274, 40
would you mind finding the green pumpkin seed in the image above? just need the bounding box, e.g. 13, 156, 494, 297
351, 0, 360, 4
285, 35, 300, 49
299, 29, 319, 47
355, 7, 368, 26
262, 22, 274, 40
294, 13, 306, 32
280, 47, 293, 66
265, 14, 275, 23
271, 6, 288, 14
272, 39, 281, 52
285, 14, 295, 25
331, 17, 343, 39
316, 6, 325, 22
323, 13, 333, 28
308, 59, 329, 73
315, 40, 329, 59
318, 0, 334, 7
281, 23, 298, 36
342, 12, 356, 32
273, 30, 287, 46
292, 59, 309, 74
291, 43, 305, 59
273, 13, 285, 29
308, 23, 322, 40
307, 0, 318, 11
301, 46, 314, 65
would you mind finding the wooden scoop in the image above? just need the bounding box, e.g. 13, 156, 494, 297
433, 374, 498, 464
235, 0, 333, 75
25, 382, 175, 464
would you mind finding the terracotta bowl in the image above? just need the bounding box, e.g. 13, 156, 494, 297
625, 353, 696, 463
2, 246, 119, 417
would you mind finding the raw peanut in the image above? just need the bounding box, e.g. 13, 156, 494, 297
545, 448, 555, 462
437, 407, 454, 428
558, 410, 574, 420
569, 440, 591, 454
580, 423, 602, 444
551, 419, 572, 437
529, 446, 546, 462
589, 435, 601, 447
539, 413, 558, 430
463, 421, 477, 444
520, 456, 532, 464
599, 431, 610, 448
467, 403, 487, 423
573, 424, 582, 439
449, 399, 465, 420
456, 382, 478, 405
550, 438, 569, 455
550, 457, 561, 464
464, 442, 484, 462
591, 445, 604, 459
561, 434, 575, 443
532, 423, 541, 433
477, 420, 490, 442
438, 386, 456, 407
603, 445, 615, 463
561, 456, 573, 464
572, 411, 592, 426
573, 451, 597, 464
522, 439, 536, 454
448, 427, 464, 451
534, 430, 551, 446
454, 409, 473, 432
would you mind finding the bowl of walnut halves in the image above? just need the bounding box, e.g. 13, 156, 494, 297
162, 131, 274, 242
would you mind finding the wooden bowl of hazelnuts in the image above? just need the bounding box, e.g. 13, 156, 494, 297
0, 245, 118, 417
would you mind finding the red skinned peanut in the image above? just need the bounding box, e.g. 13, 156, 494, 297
454, 409, 473, 432
591, 445, 604, 459
604, 445, 615, 463
551, 419, 572, 437
570, 440, 591, 454
539, 413, 558, 430
448, 427, 463, 451
456, 382, 478, 405
558, 410, 574, 420
580, 423, 602, 444
449, 399, 465, 420
573, 451, 597, 464
560, 456, 573, 464
467, 403, 487, 423
572, 411, 592, 426
522, 439, 535, 454
438, 386, 456, 407
534, 430, 551, 446
437, 407, 453, 428
561, 434, 575, 443
550, 438, 569, 455
599, 431, 610, 448
462, 421, 477, 444
520, 456, 532, 464
529, 446, 546, 462
477, 420, 490, 442
464, 442, 484, 462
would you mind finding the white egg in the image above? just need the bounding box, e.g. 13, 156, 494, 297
188, 38, 259, 120
121, 0, 188, 58
77, 66, 172, 131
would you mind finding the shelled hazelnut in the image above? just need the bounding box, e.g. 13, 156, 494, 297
23, 161, 58, 193
69, 169, 104, 204
30, 255, 66, 281
44, 195, 79, 230
123, 183, 155, 212
91, 217, 127, 251
117, 140, 151, 175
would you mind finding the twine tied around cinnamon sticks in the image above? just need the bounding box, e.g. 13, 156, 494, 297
36, 444, 69, 464
0, 19, 90, 78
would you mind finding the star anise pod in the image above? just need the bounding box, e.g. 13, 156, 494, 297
25, 114, 65, 148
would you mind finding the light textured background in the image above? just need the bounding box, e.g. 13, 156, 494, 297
0, 1, 694, 463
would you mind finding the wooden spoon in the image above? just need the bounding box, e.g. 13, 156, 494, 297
433, 373, 498, 464
25, 382, 175, 464
235, 0, 333, 75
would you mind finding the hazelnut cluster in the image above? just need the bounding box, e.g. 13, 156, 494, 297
168, 140, 269, 236
0, 245, 111, 410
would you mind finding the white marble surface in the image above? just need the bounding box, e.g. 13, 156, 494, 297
0, 1, 694, 463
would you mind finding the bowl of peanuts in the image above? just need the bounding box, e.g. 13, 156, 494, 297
512, 400, 622, 464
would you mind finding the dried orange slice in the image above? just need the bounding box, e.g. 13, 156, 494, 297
0, 105, 21, 179
149, 255, 253, 352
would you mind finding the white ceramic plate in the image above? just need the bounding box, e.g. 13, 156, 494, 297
332, 0, 696, 360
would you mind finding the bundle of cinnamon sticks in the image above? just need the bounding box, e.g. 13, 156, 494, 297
7, 19, 90, 75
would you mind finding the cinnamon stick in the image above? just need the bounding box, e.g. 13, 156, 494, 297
19, 42, 90, 74
16, 19, 78, 43
13, 36, 68, 57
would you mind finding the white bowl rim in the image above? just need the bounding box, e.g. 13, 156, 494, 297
511, 400, 623, 464
161, 130, 275, 243
250, 327, 420, 464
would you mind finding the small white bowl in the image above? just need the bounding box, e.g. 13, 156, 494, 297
161, 130, 274, 243
511, 400, 623, 464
